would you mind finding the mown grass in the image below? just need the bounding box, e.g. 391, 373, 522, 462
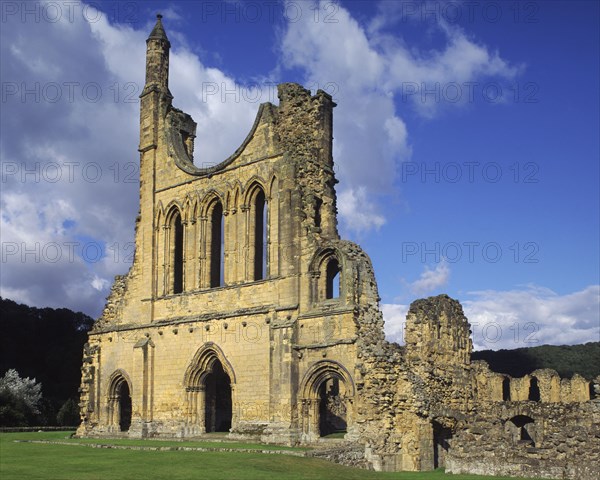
0, 431, 535, 480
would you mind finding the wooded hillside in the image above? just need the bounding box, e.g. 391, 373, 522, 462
472, 342, 600, 380
0, 297, 94, 425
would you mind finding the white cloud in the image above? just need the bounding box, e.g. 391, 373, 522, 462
382, 302, 409, 345
409, 261, 450, 295
382, 285, 600, 351
337, 187, 385, 232
280, 0, 518, 233
91, 275, 110, 291
464, 285, 600, 350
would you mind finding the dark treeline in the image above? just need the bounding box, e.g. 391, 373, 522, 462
0, 297, 94, 425
472, 342, 600, 380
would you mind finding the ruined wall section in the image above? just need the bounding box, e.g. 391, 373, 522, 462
404, 295, 474, 410
274, 83, 338, 245
472, 362, 596, 404
345, 249, 413, 471
446, 400, 600, 480
353, 294, 600, 474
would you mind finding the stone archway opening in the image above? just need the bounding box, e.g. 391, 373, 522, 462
299, 361, 355, 442
117, 380, 132, 432
433, 421, 453, 469
318, 377, 347, 437
184, 344, 236, 435
502, 376, 511, 401
108, 372, 132, 434
204, 359, 232, 433
528, 376, 541, 401
509, 415, 535, 447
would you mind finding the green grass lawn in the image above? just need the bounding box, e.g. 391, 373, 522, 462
0, 431, 534, 480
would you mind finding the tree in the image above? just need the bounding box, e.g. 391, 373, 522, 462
0, 369, 42, 426
1, 297, 94, 425
56, 398, 80, 426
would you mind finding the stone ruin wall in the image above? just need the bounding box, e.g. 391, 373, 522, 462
446, 400, 600, 480
350, 294, 600, 479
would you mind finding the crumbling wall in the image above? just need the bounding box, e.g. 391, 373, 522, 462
446, 400, 600, 480
353, 295, 477, 471
352, 293, 600, 478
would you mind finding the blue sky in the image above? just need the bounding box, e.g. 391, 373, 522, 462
1, 0, 598, 350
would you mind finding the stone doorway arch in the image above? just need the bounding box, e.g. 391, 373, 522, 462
432, 420, 454, 469
204, 359, 232, 432
299, 361, 355, 441
107, 370, 132, 433
184, 343, 236, 434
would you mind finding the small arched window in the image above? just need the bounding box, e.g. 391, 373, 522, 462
209, 201, 224, 287
170, 210, 184, 294
502, 377, 511, 401
325, 258, 340, 299
528, 376, 541, 402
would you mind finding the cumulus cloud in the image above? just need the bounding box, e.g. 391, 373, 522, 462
1, 6, 143, 316
382, 302, 409, 345
464, 285, 600, 350
382, 285, 600, 351
280, 0, 518, 235
409, 260, 450, 295
337, 187, 386, 232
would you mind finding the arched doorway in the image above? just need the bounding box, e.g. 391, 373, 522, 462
508, 415, 535, 446
117, 380, 132, 432
318, 377, 347, 436
433, 420, 453, 469
184, 344, 236, 434
108, 371, 132, 433
204, 360, 232, 432
299, 361, 354, 441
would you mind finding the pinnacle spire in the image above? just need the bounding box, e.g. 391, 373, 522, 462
148, 14, 170, 46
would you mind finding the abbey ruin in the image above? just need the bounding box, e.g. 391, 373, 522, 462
77, 16, 600, 479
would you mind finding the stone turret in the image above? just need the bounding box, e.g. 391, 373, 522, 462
142, 14, 171, 97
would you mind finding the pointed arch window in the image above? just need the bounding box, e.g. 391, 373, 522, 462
325, 258, 340, 299
252, 188, 267, 281
313, 252, 343, 303
209, 201, 224, 287
168, 209, 184, 294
